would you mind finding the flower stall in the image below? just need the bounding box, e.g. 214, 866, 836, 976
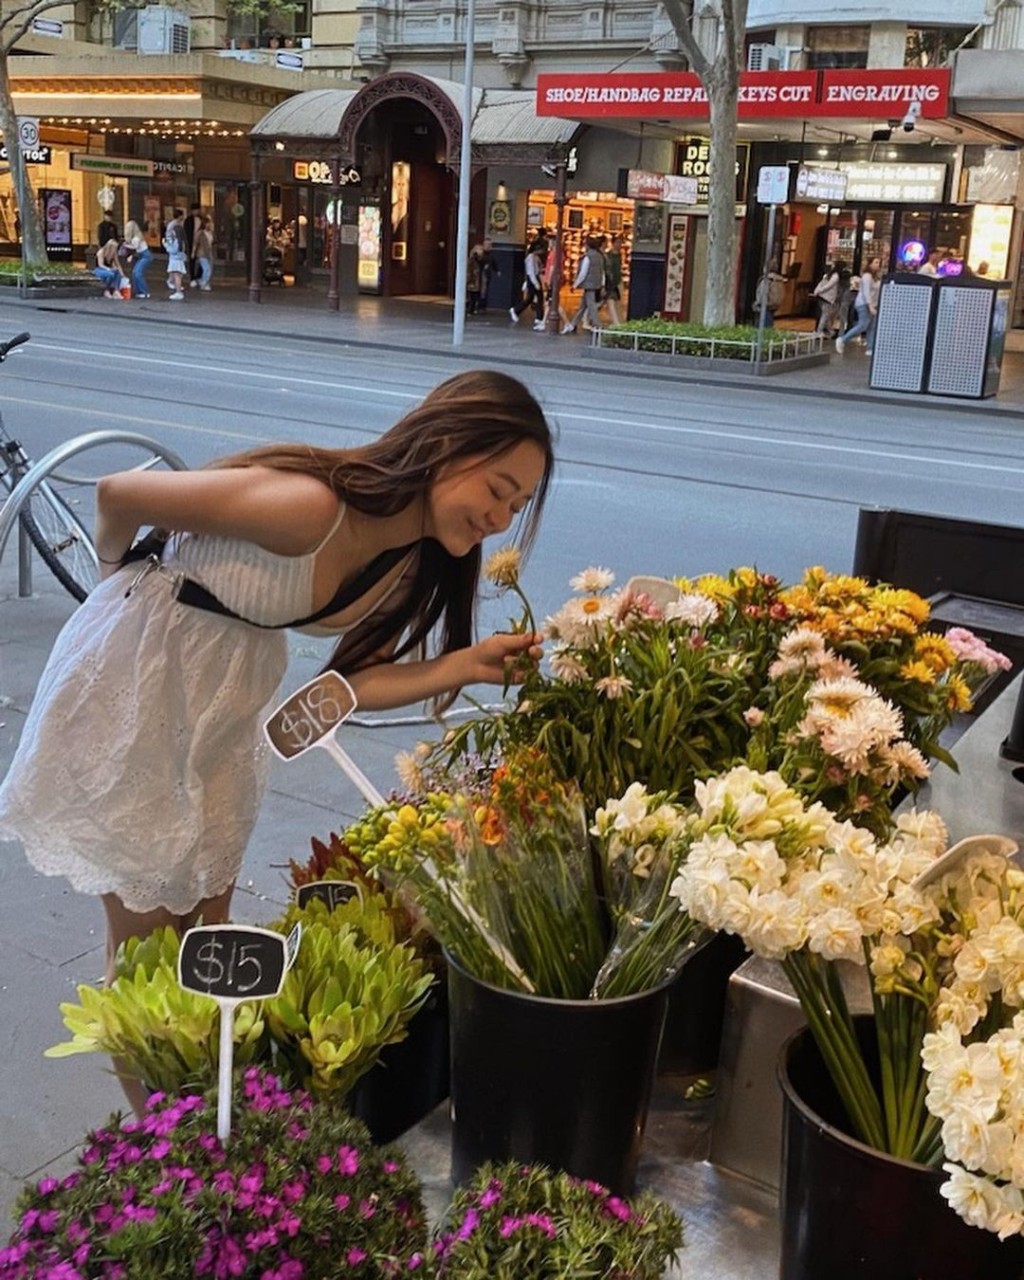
8, 551, 1024, 1279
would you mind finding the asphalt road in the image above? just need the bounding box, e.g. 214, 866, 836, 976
4, 308, 1022, 629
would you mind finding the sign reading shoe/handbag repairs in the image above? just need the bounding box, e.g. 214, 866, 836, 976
536, 68, 949, 120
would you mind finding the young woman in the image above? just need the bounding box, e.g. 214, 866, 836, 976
93, 238, 123, 298
122, 220, 152, 299
0, 368, 553, 1001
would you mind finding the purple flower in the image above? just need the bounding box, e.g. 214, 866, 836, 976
144, 1091, 167, 1109
337, 1146, 359, 1176
382, 1160, 399, 1174
407, 1255, 424, 1271
498, 1215, 521, 1238
333, 1194, 350, 1211
523, 1212, 557, 1238
457, 1208, 479, 1240
37, 1178, 59, 1195
603, 1196, 633, 1223
345, 1247, 367, 1265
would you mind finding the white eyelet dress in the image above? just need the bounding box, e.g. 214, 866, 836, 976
0, 510, 392, 915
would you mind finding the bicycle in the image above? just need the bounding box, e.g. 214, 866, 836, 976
0, 331, 100, 601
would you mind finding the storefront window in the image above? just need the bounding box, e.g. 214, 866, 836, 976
806, 25, 869, 69
826, 210, 858, 270
895, 211, 931, 272
905, 27, 972, 68
860, 210, 894, 273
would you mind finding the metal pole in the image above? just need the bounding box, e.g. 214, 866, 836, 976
451, 0, 475, 347
247, 155, 263, 305
754, 203, 777, 367
327, 158, 341, 312
14, 143, 27, 300
544, 161, 568, 336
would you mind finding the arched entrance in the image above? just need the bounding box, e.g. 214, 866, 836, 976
249, 74, 474, 307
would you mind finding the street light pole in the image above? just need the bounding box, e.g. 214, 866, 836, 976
451, 0, 475, 347
544, 158, 568, 337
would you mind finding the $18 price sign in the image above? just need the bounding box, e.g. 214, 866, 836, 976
178, 923, 301, 1142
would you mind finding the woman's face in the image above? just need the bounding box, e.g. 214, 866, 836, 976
426, 440, 546, 558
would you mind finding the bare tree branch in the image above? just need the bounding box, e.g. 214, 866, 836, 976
659, 0, 710, 79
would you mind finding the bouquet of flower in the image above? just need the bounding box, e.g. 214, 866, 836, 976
668, 765, 970, 1161
0, 1069, 428, 1279
348, 750, 607, 999
430, 1161, 683, 1278
920, 842, 1024, 1238
437, 559, 1008, 836
589, 782, 709, 998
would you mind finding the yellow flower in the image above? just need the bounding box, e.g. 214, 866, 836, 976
945, 674, 973, 712
484, 547, 521, 588
913, 633, 956, 674
734, 566, 758, 588
872, 587, 930, 626
694, 574, 734, 602
899, 659, 937, 685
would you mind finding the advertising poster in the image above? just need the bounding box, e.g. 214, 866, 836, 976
662, 214, 690, 317
357, 204, 381, 292
40, 188, 72, 260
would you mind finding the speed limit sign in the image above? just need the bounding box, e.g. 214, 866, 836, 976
17, 118, 39, 150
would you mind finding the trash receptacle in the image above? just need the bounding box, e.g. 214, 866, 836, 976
926, 276, 1012, 400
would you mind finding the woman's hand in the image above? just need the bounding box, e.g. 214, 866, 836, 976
466, 631, 543, 686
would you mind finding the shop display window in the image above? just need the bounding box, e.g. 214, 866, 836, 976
806, 24, 869, 69
525, 190, 635, 299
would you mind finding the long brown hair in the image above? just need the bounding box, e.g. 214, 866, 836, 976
217, 369, 554, 705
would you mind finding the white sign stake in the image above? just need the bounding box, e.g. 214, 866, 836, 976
178, 923, 300, 1143
911, 834, 1019, 892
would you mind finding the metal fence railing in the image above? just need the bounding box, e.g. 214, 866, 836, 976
592, 329, 825, 364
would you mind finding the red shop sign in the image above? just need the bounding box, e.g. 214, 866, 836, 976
536, 68, 950, 120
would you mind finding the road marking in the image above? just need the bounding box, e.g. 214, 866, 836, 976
28, 342, 419, 400
556, 411, 1024, 477
1, 395, 265, 444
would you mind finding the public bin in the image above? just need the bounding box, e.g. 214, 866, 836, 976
870, 273, 1011, 399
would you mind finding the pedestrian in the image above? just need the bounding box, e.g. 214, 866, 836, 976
0, 369, 553, 1113
467, 242, 484, 315
837, 267, 857, 334
811, 262, 843, 334
97, 212, 119, 247
917, 247, 943, 277
194, 215, 214, 291
601, 234, 623, 325
510, 237, 547, 328
562, 236, 606, 334
122, 220, 152, 299
162, 209, 187, 300
754, 268, 786, 328
184, 202, 204, 286
478, 237, 499, 312
836, 257, 881, 355
93, 238, 123, 298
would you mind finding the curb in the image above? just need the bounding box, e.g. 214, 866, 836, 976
5, 291, 1024, 422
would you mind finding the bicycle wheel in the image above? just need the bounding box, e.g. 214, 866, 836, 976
19, 481, 99, 603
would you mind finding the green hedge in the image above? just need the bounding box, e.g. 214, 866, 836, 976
0, 260, 98, 285
601, 317, 806, 360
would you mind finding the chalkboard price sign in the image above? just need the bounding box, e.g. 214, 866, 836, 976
178, 926, 287, 1002
296, 880, 359, 911
265, 671, 357, 761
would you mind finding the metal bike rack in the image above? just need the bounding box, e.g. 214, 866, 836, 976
0, 430, 187, 598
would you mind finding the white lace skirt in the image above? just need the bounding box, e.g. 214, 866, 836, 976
0, 568, 288, 914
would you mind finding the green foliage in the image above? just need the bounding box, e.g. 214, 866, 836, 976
432, 1161, 683, 1278
47, 899, 433, 1102
3, 1070, 427, 1278
602, 316, 796, 359
45, 928, 268, 1093
0, 261, 97, 282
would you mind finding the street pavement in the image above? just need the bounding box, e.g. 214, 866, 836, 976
0, 279, 1020, 1260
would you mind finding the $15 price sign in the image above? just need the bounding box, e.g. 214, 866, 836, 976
178, 923, 301, 1142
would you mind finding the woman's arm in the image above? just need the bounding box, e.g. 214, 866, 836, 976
347, 631, 542, 711
94, 465, 340, 571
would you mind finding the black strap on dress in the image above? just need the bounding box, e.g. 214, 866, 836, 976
173, 542, 417, 631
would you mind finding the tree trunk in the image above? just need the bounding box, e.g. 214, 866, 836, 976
702, 54, 741, 325
0, 52, 46, 264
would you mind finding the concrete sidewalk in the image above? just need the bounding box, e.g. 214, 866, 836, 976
2, 278, 1024, 417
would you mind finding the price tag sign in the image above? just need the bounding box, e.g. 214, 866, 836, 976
265, 672, 386, 808
179, 925, 288, 1002
178, 924, 301, 1143
296, 880, 358, 911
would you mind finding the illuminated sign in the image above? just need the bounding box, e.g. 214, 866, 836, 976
794, 166, 848, 203
839, 161, 946, 203
71, 154, 155, 177
625, 169, 698, 204
293, 160, 361, 185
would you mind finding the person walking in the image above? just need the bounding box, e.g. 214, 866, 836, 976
754, 269, 786, 328
0, 369, 553, 1114
97, 212, 119, 247
194, 216, 214, 291
467, 242, 484, 315
510, 237, 547, 328
163, 209, 187, 300
601, 234, 623, 325
836, 257, 881, 355
562, 236, 606, 334
122, 220, 152, 299
478, 238, 499, 313
184, 202, 204, 287
93, 238, 123, 298
811, 262, 843, 334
